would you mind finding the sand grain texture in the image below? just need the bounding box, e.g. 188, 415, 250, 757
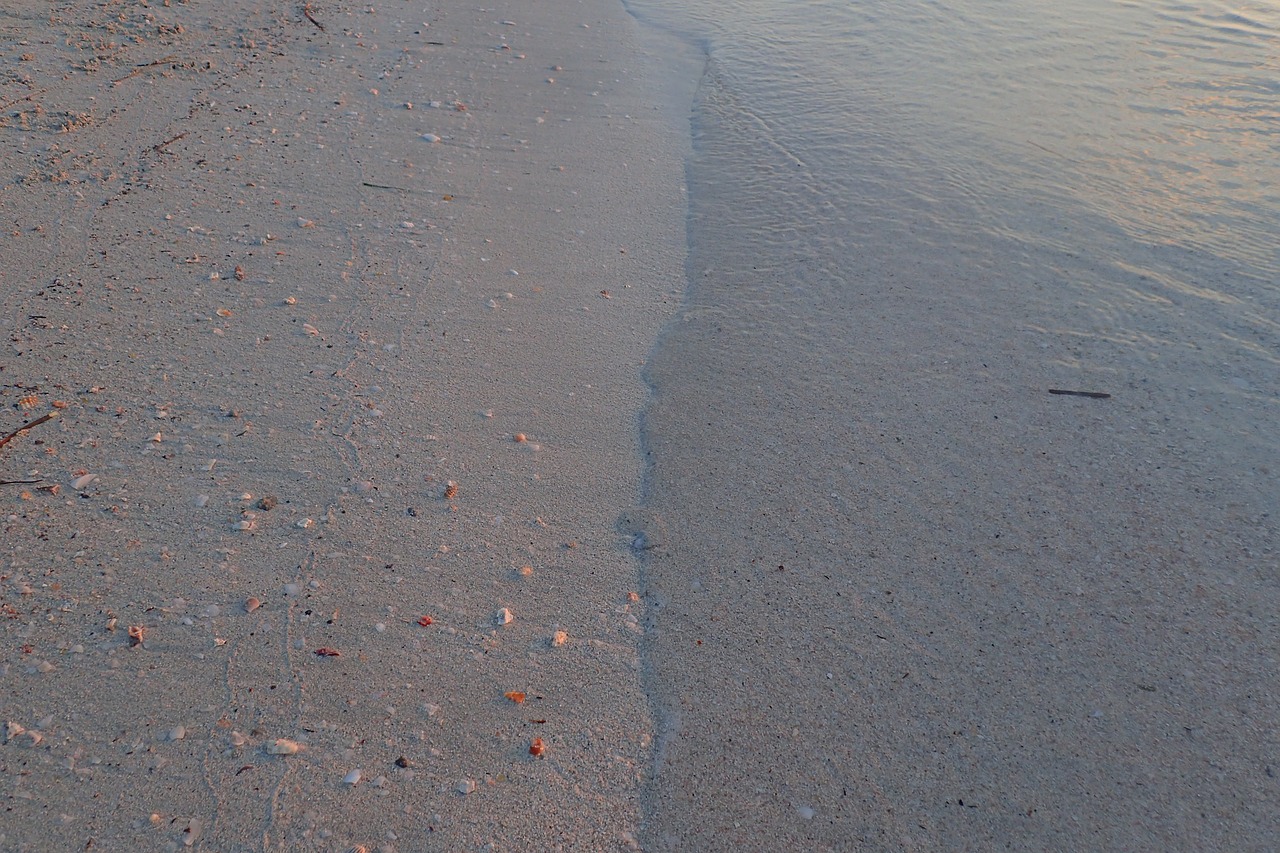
1, 1, 694, 849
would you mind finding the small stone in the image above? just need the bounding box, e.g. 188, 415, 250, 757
257, 495, 278, 511
456, 779, 476, 795
166, 726, 186, 742
394, 756, 411, 768
495, 608, 513, 626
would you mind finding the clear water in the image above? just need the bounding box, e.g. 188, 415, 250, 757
628, 0, 1279, 847
629, 0, 1280, 356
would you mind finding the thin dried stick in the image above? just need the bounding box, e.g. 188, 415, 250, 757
0, 411, 58, 453
303, 3, 325, 30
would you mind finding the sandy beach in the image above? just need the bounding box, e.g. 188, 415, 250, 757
6, 0, 1279, 851
2, 0, 695, 848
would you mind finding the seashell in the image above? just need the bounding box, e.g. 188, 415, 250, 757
342, 769, 362, 786
266, 738, 303, 755
72, 474, 97, 490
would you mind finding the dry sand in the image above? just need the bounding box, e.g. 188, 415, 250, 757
1, 0, 696, 849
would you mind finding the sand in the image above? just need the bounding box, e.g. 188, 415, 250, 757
1, 0, 696, 849
6, 1, 1278, 851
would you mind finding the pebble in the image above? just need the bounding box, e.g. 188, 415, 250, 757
495, 608, 514, 626
456, 779, 476, 795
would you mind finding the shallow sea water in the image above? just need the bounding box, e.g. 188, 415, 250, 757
626, 0, 1279, 847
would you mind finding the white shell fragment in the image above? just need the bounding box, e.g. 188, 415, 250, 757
422, 133, 441, 143
343, 769, 362, 786
266, 738, 303, 755
73, 474, 97, 490
5, 722, 42, 746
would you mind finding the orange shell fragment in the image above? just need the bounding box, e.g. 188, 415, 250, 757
504, 691, 526, 704
529, 737, 546, 757
417, 615, 434, 626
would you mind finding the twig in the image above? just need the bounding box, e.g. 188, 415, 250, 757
303, 3, 325, 30
1048, 389, 1111, 399
112, 55, 179, 84
151, 131, 188, 153
0, 479, 41, 486
0, 411, 58, 453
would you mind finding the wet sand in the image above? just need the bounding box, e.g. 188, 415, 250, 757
1, 1, 695, 849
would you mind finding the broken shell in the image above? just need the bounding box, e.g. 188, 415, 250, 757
342, 769, 362, 786
551, 630, 569, 647
457, 779, 477, 795
72, 473, 97, 490
127, 625, 146, 646
443, 481, 459, 499
495, 607, 513, 626
244, 597, 261, 613
529, 737, 546, 757
266, 738, 303, 755
504, 691, 526, 704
